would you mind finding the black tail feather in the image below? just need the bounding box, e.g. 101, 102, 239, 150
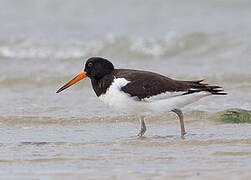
184, 80, 227, 95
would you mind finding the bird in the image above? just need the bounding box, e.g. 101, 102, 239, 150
56, 57, 226, 137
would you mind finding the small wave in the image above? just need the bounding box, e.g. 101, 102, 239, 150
0, 39, 104, 59
0, 32, 249, 89
0, 32, 239, 59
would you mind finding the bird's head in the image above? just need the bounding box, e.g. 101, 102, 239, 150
56, 57, 114, 93
84, 57, 114, 79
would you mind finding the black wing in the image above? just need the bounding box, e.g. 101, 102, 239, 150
114, 69, 226, 100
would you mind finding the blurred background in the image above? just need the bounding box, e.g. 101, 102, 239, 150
1, 0, 251, 118
1, 1, 251, 179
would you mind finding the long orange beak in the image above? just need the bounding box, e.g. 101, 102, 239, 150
56, 71, 87, 93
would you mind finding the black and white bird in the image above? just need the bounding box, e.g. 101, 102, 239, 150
57, 57, 226, 137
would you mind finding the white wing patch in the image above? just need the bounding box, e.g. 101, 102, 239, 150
143, 91, 186, 102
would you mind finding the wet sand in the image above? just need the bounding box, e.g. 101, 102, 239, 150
1, 114, 251, 180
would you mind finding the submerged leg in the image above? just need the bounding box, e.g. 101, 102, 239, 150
137, 116, 146, 137
172, 108, 186, 137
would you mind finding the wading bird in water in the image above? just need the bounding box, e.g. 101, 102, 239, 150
57, 57, 226, 137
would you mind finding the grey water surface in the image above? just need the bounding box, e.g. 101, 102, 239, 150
0, 0, 251, 179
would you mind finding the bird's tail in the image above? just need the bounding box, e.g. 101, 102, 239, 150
184, 80, 227, 95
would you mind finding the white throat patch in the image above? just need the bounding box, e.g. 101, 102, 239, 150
99, 78, 131, 108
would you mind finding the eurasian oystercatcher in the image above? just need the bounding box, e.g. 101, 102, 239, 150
57, 57, 226, 137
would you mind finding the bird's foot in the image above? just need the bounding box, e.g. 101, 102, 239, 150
137, 128, 146, 137
181, 131, 187, 139
137, 116, 146, 137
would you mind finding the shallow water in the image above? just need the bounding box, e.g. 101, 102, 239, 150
1, 115, 251, 180
1, 0, 251, 179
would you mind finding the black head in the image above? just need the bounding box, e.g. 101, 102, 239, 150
56, 57, 114, 94
84, 57, 114, 80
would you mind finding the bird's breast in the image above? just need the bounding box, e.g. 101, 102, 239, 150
98, 78, 146, 114
99, 78, 130, 106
